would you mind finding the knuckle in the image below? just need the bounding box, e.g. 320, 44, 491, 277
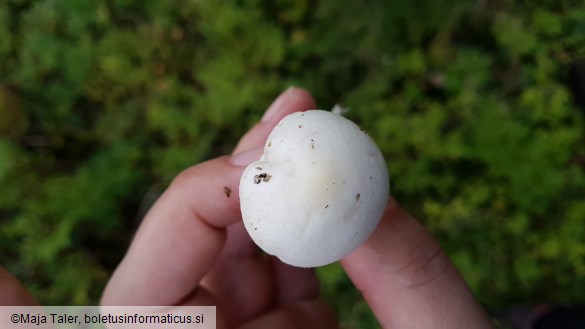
394, 236, 451, 289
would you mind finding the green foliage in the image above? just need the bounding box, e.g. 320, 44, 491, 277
1, 0, 584, 327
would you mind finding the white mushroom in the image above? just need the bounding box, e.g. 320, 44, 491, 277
239, 109, 390, 267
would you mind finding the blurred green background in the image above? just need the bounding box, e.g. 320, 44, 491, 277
1, 0, 584, 327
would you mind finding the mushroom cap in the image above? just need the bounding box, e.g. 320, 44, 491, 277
239, 110, 390, 267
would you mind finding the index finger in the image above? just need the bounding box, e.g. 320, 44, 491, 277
101, 154, 252, 306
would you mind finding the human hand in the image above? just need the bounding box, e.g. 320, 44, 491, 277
101, 87, 338, 328
101, 87, 494, 328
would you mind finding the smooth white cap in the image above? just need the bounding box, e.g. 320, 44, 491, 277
239, 110, 390, 267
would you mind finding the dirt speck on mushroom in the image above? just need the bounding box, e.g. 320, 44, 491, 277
253, 173, 272, 184
224, 186, 231, 198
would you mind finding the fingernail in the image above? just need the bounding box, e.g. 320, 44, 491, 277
230, 147, 263, 166
261, 86, 296, 122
